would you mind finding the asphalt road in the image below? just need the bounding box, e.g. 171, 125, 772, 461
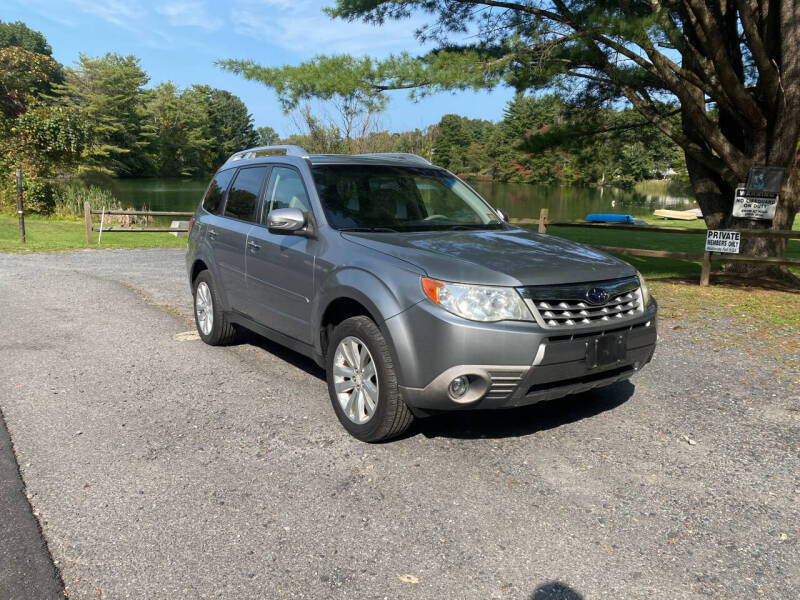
0, 410, 64, 599
0, 249, 798, 599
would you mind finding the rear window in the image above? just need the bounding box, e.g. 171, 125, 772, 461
224, 166, 268, 221
202, 169, 234, 214
203, 169, 235, 215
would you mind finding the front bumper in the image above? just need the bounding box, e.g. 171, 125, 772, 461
385, 299, 657, 412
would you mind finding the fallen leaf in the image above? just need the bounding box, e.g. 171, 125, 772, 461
397, 574, 419, 584
173, 330, 200, 341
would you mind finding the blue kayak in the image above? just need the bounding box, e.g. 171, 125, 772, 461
585, 213, 635, 223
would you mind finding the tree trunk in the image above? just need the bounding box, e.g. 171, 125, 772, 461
684, 150, 798, 284
726, 166, 799, 283
684, 152, 730, 230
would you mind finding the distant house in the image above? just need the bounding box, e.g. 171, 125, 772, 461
653, 167, 677, 179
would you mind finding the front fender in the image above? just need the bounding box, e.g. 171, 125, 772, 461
311, 263, 425, 356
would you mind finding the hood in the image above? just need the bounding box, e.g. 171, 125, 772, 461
341, 228, 636, 286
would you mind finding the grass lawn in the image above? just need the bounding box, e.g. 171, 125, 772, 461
3, 213, 799, 281
651, 279, 799, 373
0, 215, 187, 253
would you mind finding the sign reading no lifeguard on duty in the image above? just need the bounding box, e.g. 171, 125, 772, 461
733, 187, 778, 220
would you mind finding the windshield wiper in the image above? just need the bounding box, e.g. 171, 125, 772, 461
339, 227, 399, 233
441, 223, 503, 231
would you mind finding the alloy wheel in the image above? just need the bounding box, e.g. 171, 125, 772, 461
333, 336, 379, 424
195, 281, 213, 335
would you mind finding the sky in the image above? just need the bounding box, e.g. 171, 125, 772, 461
3, 0, 515, 136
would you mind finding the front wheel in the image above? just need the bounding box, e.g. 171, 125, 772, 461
326, 316, 413, 442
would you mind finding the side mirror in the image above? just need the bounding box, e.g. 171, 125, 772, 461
495, 208, 510, 222
267, 208, 306, 233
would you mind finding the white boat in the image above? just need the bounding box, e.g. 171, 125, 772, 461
653, 209, 698, 221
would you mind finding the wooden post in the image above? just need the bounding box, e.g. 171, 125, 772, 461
84, 201, 92, 244
15, 168, 25, 243
700, 251, 711, 286
538, 208, 549, 233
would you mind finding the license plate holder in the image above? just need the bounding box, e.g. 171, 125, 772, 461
586, 333, 627, 368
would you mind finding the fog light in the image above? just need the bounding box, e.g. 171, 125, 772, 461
449, 376, 469, 399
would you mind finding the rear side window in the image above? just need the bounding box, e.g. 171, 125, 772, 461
224, 166, 268, 221
262, 167, 310, 223
202, 169, 234, 214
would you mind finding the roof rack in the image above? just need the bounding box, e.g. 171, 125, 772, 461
223, 145, 309, 166
353, 152, 432, 165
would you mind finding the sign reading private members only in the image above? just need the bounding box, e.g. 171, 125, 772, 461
706, 230, 741, 254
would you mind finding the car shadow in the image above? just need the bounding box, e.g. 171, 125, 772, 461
233, 330, 635, 442
409, 380, 635, 440
530, 582, 584, 599
235, 329, 325, 380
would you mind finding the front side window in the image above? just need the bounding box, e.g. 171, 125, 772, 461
202, 169, 234, 214
224, 166, 268, 221
310, 164, 502, 231
262, 167, 311, 223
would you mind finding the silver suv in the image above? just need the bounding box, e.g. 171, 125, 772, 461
187, 146, 657, 441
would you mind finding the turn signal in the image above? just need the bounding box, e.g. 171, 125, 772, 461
421, 277, 444, 304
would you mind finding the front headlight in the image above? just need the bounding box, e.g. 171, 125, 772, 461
421, 277, 530, 322
636, 270, 651, 306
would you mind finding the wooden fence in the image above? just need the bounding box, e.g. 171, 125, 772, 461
81, 203, 799, 286
520, 208, 800, 286
84, 202, 193, 243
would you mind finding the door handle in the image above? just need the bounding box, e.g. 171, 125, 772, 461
208, 228, 218, 239
247, 240, 261, 251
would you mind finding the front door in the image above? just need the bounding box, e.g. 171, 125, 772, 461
245, 166, 316, 343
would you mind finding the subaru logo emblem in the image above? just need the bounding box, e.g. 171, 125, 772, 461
586, 287, 610, 305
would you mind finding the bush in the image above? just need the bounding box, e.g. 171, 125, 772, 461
0, 172, 55, 213
52, 181, 115, 216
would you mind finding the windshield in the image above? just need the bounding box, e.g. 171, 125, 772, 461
310, 164, 504, 232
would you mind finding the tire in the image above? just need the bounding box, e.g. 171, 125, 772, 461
325, 316, 414, 442
193, 270, 237, 346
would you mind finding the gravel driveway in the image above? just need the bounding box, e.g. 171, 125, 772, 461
0, 248, 798, 599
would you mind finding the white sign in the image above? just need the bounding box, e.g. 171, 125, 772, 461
706, 230, 741, 254
733, 186, 778, 220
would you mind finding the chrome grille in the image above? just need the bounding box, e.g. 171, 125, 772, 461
519, 277, 643, 329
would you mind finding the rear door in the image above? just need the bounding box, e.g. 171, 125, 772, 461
245, 165, 317, 343
213, 165, 268, 315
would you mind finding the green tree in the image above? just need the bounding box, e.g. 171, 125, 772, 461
55, 53, 150, 175
0, 20, 53, 56
432, 114, 471, 171
0, 46, 60, 118
0, 25, 89, 213
188, 85, 258, 168
222, 1, 800, 275
283, 106, 344, 154
0, 102, 91, 212
464, 141, 488, 174
501, 95, 564, 141
142, 82, 213, 177
255, 125, 280, 146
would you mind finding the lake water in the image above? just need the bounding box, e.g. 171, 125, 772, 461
112, 177, 695, 222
